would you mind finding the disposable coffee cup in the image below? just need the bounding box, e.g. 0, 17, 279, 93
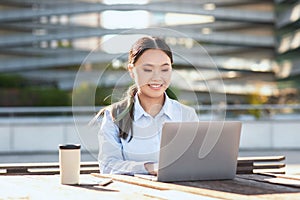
59, 144, 81, 185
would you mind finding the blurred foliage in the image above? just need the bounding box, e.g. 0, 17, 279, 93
277, 74, 300, 90
246, 93, 268, 119
72, 83, 95, 106
1, 74, 183, 107
0, 74, 70, 106
24, 87, 70, 106
0, 87, 70, 106
0, 74, 26, 88
72, 82, 114, 106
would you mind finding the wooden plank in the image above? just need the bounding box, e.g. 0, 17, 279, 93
0, 161, 97, 169
237, 163, 285, 174
92, 173, 300, 199
0, 162, 59, 169
1, 168, 100, 176
92, 173, 246, 200
0, 175, 156, 199
1, 173, 300, 199
0, 162, 100, 175
259, 173, 300, 182
253, 163, 285, 169
253, 169, 286, 175
238, 174, 300, 188
0, 156, 285, 170
237, 156, 286, 174
0, 155, 286, 175
237, 156, 285, 164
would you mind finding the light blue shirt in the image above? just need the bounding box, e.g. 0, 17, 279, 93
98, 94, 198, 175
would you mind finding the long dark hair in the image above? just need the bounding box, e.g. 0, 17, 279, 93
93, 36, 173, 142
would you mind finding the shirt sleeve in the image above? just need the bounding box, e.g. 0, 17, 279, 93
98, 109, 149, 175
189, 107, 199, 122
181, 104, 199, 122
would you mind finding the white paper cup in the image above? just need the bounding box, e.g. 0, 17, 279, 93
59, 144, 81, 185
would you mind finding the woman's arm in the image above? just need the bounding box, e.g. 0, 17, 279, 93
98, 110, 149, 175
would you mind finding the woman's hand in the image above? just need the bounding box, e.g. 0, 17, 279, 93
144, 162, 158, 175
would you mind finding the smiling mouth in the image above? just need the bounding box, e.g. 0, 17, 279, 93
148, 84, 163, 89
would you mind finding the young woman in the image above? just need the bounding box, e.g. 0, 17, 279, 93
97, 36, 198, 175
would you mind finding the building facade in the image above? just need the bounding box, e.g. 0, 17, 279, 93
0, 0, 299, 106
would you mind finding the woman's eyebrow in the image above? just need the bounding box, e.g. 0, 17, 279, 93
161, 63, 171, 67
142, 63, 155, 67
142, 63, 171, 67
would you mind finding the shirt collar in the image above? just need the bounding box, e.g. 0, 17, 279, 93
133, 93, 173, 121
133, 94, 145, 121
160, 94, 173, 120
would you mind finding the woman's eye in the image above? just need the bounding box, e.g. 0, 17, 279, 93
144, 69, 152, 72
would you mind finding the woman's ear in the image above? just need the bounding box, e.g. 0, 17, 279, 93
128, 64, 135, 79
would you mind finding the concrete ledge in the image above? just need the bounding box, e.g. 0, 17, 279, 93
240, 122, 272, 149
1, 117, 300, 153
240, 121, 300, 149
0, 127, 10, 151
0, 117, 99, 153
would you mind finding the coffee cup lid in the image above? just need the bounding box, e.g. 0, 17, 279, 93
59, 144, 81, 149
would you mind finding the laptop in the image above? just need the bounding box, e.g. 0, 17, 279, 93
134, 121, 242, 182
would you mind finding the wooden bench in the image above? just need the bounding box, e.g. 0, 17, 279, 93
237, 155, 286, 174
0, 161, 98, 175
0, 156, 285, 175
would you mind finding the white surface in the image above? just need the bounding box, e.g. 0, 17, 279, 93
1, 117, 300, 153
0, 127, 10, 151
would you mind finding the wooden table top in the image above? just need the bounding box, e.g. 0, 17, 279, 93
1, 173, 300, 200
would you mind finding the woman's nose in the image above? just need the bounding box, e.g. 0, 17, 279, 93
152, 70, 162, 80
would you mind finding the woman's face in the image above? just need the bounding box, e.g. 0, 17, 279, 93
128, 49, 172, 99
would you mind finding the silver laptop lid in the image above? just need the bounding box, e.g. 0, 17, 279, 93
157, 121, 242, 182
